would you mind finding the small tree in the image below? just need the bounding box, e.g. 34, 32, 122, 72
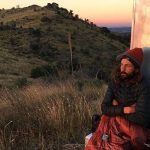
74, 14, 79, 20
68, 32, 73, 75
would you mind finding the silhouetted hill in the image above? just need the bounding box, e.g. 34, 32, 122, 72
0, 3, 130, 87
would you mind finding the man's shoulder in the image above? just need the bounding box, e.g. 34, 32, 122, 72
139, 78, 150, 90
140, 78, 149, 85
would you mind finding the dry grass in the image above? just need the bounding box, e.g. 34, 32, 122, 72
0, 79, 106, 149
0, 6, 55, 28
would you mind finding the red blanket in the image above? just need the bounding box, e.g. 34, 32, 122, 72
85, 115, 146, 150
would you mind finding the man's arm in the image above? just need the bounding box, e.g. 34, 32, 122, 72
124, 104, 136, 114
101, 81, 124, 116
125, 84, 150, 126
112, 100, 136, 114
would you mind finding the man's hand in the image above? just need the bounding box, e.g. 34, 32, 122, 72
124, 104, 136, 114
112, 100, 136, 114
112, 100, 119, 106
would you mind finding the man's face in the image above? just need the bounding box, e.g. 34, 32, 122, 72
120, 58, 136, 79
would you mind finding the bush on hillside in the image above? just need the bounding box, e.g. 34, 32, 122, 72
28, 28, 41, 37
31, 64, 58, 78
29, 40, 41, 52
15, 77, 28, 88
29, 39, 59, 60
40, 16, 52, 23
6, 21, 17, 30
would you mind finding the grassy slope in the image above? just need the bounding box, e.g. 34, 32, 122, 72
0, 4, 127, 87
0, 46, 47, 87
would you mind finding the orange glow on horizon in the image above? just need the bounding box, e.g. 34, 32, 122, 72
92, 17, 131, 27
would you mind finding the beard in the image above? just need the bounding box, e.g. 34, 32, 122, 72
120, 71, 135, 80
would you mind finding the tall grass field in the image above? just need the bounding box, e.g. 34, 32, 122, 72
0, 79, 106, 150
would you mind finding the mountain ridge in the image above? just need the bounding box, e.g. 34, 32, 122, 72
109, 27, 131, 33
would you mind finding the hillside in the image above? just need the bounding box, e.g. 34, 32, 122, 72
0, 3, 129, 87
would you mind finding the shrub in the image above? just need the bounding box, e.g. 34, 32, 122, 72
15, 77, 28, 88
40, 16, 52, 23
31, 64, 58, 78
29, 40, 41, 52
29, 28, 41, 37
7, 21, 17, 30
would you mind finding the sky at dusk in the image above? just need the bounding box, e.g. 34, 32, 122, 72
0, 0, 133, 27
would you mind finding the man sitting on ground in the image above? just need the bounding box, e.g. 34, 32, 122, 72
85, 48, 150, 150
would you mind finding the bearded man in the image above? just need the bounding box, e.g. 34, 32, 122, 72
102, 48, 149, 126
85, 48, 150, 150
